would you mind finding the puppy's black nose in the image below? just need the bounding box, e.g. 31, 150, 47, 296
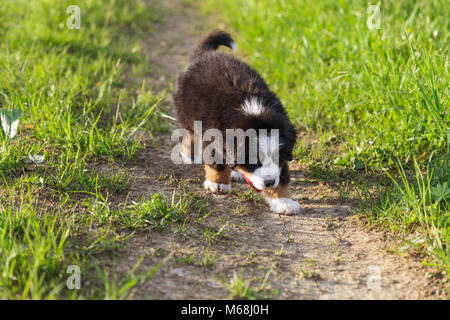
264, 179, 275, 187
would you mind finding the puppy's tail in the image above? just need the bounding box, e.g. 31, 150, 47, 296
190, 30, 237, 60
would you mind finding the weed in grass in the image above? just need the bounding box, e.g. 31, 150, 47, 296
43, 154, 130, 194
174, 247, 216, 269
200, 247, 217, 268
157, 170, 178, 185
363, 159, 449, 274
80, 228, 132, 256
174, 249, 196, 265
0, 0, 165, 176
0, 195, 72, 299
0, 0, 170, 299
123, 193, 205, 231
232, 188, 262, 203
232, 204, 252, 216
276, 245, 284, 256
298, 260, 321, 280
224, 271, 258, 300
175, 216, 192, 237
202, 223, 230, 245
331, 242, 342, 263
0, 191, 132, 299
323, 214, 337, 230
93, 254, 171, 300
82, 191, 209, 235
207, 0, 449, 168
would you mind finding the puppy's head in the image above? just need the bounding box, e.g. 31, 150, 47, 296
229, 108, 295, 192
235, 133, 285, 192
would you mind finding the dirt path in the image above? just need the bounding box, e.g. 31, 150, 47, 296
107, 0, 444, 299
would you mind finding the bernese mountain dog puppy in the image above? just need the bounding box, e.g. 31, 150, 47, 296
174, 30, 300, 215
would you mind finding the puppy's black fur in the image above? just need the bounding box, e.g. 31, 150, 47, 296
174, 30, 297, 187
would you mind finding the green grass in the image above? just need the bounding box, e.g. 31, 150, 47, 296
204, 0, 449, 276
204, 0, 448, 168
83, 192, 208, 232
0, 193, 71, 299
0, 0, 177, 299
0, 0, 167, 175
0, 184, 200, 298
360, 159, 449, 274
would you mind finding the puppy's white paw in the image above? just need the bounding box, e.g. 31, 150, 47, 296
231, 170, 245, 182
265, 198, 300, 215
204, 180, 231, 193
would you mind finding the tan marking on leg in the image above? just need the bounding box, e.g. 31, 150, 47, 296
263, 184, 289, 199
204, 165, 231, 184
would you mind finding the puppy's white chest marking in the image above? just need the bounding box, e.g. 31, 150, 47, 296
241, 97, 265, 116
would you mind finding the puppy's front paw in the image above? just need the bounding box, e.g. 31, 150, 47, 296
231, 170, 245, 182
204, 180, 231, 193
266, 198, 300, 215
